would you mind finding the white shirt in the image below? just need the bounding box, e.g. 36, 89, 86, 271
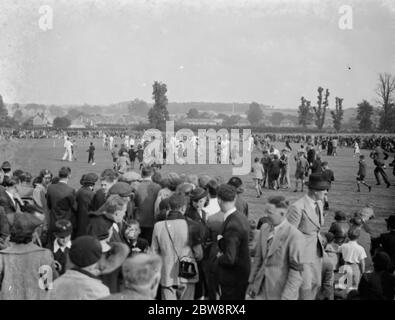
54, 240, 71, 253
339, 240, 367, 264
5, 191, 16, 207
223, 207, 237, 222
64, 140, 72, 149
204, 198, 221, 218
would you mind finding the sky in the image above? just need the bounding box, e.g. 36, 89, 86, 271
0, 0, 394, 109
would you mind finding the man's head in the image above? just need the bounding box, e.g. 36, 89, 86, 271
206, 179, 218, 199
39, 169, 53, 186
3, 177, 18, 194
307, 173, 329, 201
141, 166, 153, 178
58, 167, 71, 180
359, 154, 365, 160
100, 169, 118, 193
217, 184, 237, 212
53, 219, 72, 246
264, 196, 289, 226
322, 161, 329, 169
348, 227, 360, 241
122, 253, 162, 299
168, 193, 187, 214
101, 194, 129, 223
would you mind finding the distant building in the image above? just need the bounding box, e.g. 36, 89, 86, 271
235, 119, 251, 127
279, 119, 297, 128
181, 118, 223, 126
259, 119, 273, 127
32, 113, 51, 127
69, 116, 86, 129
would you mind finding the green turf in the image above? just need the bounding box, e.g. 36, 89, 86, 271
2, 137, 395, 237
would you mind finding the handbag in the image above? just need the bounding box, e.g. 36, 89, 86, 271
165, 221, 197, 279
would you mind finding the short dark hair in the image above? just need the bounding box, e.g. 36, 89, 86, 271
101, 169, 118, 182
359, 154, 365, 159
217, 184, 236, 202
206, 180, 218, 198
348, 227, 360, 241
152, 172, 162, 185
32, 176, 43, 187
59, 167, 71, 179
141, 166, 153, 178
266, 195, 289, 209
3, 177, 17, 188
168, 193, 187, 210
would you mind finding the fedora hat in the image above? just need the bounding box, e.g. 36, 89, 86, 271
190, 187, 207, 202
385, 215, 395, 229
306, 173, 330, 191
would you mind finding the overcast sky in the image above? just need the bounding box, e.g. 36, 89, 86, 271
0, 0, 394, 109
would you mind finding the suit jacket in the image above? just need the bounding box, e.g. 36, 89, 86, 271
372, 231, 395, 271
249, 220, 304, 300
46, 182, 76, 232
287, 195, 324, 263
235, 195, 249, 217
216, 210, 250, 288
0, 191, 21, 226
75, 186, 95, 238
134, 180, 160, 228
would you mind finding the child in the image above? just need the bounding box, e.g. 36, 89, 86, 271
329, 211, 350, 245
353, 141, 360, 158
321, 161, 334, 210
87, 142, 96, 165
124, 220, 149, 257
117, 152, 130, 174
356, 155, 371, 192
251, 157, 264, 197
294, 151, 309, 192
49, 219, 72, 275
137, 144, 144, 166
111, 144, 119, 170
338, 227, 367, 289
268, 154, 281, 190
324, 232, 340, 271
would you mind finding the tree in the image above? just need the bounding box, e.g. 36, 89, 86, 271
270, 112, 285, 126
128, 99, 149, 117
298, 96, 313, 128
376, 73, 395, 131
0, 94, 8, 120
53, 116, 71, 128
148, 81, 169, 130
330, 97, 344, 132
12, 109, 24, 123
223, 114, 241, 126
246, 102, 263, 126
312, 87, 330, 130
186, 108, 200, 118
66, 108, 83, 121
356, 100, 374, 132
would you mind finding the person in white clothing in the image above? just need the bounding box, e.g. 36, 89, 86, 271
353, 142, 360, 158
62, 138, 73, 162
204, 180, 221, 218
109, 136, 114, 150
338, 228, 367, 289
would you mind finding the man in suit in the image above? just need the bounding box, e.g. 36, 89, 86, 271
74, 173, 98, 238
134, 166, 160, 244
286, 173, 329, 300
248, 195, 305, 300
227, 177, 248, 217
370, 143, 391, 188
215, 184, 250, 300
371, 215, 395, 272
0, 177, 23, 226
46, 167, 76, 241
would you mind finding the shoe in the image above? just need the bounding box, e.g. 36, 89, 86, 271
293, 189, 298, 192
375, 183, 381, 186
387, 183, 390, 188
92, 162, 96, 166
256, 195, 260, 198
368, 186, 371, 192
357, 189, 360, 192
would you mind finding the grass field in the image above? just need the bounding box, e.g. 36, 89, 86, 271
2, 137, 395, 237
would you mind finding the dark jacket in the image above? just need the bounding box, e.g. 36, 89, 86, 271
75, 186, 95, 238
90, 189, 106, 212
235, 194, 249, 218
46, 182, 76, 233
372, 231, 395, 272
216, 210, 250, 299
358, 271, 395, 300
134, 180, 161, 228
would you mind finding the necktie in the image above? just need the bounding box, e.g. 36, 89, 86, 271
266, 226, 275, 256
315, 202, 322, 225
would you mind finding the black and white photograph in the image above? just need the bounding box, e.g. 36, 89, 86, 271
0, 0, 395, 305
